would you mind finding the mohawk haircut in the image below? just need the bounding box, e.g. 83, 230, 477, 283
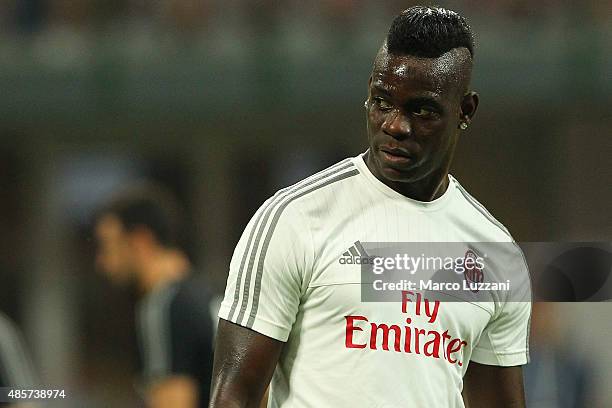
387, 6, 474, 58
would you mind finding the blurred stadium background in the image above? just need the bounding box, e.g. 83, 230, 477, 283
0, 0, 610, 406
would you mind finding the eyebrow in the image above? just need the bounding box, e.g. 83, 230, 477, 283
371, 83, 443, 109
409, 96, 443, 108
371, 83, 392, 96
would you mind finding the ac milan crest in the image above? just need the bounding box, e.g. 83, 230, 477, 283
464, 249, 484, 292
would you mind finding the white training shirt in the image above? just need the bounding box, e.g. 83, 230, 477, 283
219, 153, 531, 408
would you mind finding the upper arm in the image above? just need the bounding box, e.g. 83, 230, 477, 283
209, 319, 283, 408
217, 198, 311, 341
462, 363, 525, 408
211, 198, 311, 406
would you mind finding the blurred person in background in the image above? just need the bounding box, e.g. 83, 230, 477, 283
524, 303, 594, 408
94, 184, 214, 408
0, 312, 38, 408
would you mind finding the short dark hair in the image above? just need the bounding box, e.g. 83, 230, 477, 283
387, 6, 474, 58
98, 183, 184, 248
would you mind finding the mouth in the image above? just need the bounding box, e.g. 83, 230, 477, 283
379, 146, 413, 165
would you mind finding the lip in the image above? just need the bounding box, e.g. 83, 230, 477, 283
379, 147, 413, 164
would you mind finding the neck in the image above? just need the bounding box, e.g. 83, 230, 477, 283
364, 151, 450, 201
138, 249, 190, 294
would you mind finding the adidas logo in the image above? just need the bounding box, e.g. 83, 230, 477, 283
338, 241, 376, 265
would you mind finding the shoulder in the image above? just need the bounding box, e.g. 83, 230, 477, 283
239, 156, 360, 249
138, 282, 181, 321
138, 277, 212, 324
449, 178, 531, 305
265, 156, 361, 215
450, 175, 514, 241
171, 275, 214, 318
137, 278, 214, 361
136, 284, 179, 349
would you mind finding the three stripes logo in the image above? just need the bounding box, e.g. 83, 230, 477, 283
339, 241, 376, 265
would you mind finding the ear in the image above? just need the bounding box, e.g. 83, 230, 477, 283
459, 91, 479, 126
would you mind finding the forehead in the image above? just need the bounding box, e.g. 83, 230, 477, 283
371, 49, 468, 97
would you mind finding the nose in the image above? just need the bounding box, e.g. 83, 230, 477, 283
382, 110, 411, 140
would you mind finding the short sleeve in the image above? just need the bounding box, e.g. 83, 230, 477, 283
471, 249, 532, 366
218, 197, 311, 342
470, 301, 531, 366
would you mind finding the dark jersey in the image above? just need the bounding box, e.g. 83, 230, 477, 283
136, 274, 214, 407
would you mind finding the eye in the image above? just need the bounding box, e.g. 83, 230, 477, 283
372, 97, 394, 112
412, 107, 439, 119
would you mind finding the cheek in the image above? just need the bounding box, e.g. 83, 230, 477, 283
366, 114, 377, 130
367, 109, 387, 126
366, 114, 382, 141
417, 120, 451, 144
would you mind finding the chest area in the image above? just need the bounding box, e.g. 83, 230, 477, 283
301, 284, 492, 368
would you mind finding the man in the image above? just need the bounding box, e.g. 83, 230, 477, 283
95, 185, 214, 408
211, 6, 531, 408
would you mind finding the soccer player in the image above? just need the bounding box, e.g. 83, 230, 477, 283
94, 185, 215, 408
211, 6, 531, 408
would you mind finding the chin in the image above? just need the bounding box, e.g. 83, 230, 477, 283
380, 165, 423, 183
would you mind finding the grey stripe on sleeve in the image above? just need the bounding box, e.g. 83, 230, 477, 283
455, 183, 511, 237
228, 199, 270, 321
236, 160, 356, 324
246, 168, 360, 327
228, 158, 353, 322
